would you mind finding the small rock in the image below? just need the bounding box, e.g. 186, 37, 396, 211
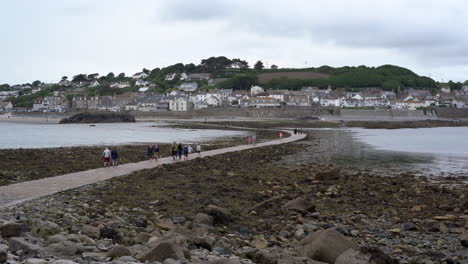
402, 222, 418, 231
282, 197, 315, 213
115, 256, 139, 263
46, 234, 67, 245
300, 228, 356, 263
194, 213, 214, 226
80, 225, 101, 239
33, 221, 61, 237
388, 228, 401, 234
23, 258, 48, 264
0, 248, 6, 263
50, 260, 79, 264
46, 241, 81, 256
205, 205, 232, 225
459, 232, 468, 247
250, 239, 268, 249
108, 244, 132, 258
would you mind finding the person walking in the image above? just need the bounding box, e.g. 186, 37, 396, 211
188, 145, 193, 156
279, 132, 283, 139
111, 148, 119, 166
196, 143, 202, 157
177, 143, 183, 160
183, 145, 189, 160
248, 136, 252, 145
147, 145, 154, 161
102, 147, 111, 167
294, 128, 297, 135
153, 144, 160, 160
252, 134, 257, 145
171, 142, 177, 160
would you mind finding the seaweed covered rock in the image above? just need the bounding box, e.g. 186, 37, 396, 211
59, 112, 135, 124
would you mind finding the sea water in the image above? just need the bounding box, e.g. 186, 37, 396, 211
0, 122, 247, 149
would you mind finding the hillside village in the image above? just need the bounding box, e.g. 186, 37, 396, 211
1, 58, 468, 113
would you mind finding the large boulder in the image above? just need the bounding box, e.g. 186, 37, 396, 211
107, 244, 132, 258
314, 169, 341, 181
137, 240, 185, 263
46, 241, 82, 257
0, 248, 6, 263
335, 247, 398, 264
8, 237, 43, 254
32, 221, 61, 237
282, 197, 315, 213
79, 225, 101, 239
460, 232, 468, 247
194, 213, 214, 226
0, 222, 24, 238
300, 228, 356, 263
204, 205, 232, 225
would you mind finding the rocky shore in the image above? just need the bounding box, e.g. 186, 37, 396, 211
59, 113, 136, 124
0, 131, 466, 264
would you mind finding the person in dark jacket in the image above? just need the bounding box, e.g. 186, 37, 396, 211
177, 143, 183, 160
111, 149, 119, 166
147, 145, 155, 161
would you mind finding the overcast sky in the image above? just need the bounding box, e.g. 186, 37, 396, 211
1, 0, 467, 84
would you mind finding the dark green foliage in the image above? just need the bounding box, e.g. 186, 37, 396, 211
218, 74, 258, 90
266, 64, 437, 90
0, 84, 10, 91
254, 60, 264, 70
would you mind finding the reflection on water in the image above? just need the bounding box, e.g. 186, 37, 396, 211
289, 129, 467, 180
0, 122, 247, 149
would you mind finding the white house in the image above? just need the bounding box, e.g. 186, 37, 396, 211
247, 97, 280, 108
250, 85, 264, 96
320, 97, 341, 107
110, 82, 131, 89
178, 82, 198, 92
132, 72, 149, 79
167, 96, 191, 111
135, 80, 150, 86
180, 73, 188, 81
165, 73, 177, 81
89, 80, 100, 87
139, 87, 149, 92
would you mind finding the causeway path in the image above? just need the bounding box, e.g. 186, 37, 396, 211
0, 130, 305, 208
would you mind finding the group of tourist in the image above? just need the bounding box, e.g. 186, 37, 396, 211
171, 142, 202, 160
102, 147, 119, 167
247, 134, 257, 145
102, 143, 202, 167
293, 128, 303, 135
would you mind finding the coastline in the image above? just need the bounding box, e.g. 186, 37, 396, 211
0, 128, 466, 263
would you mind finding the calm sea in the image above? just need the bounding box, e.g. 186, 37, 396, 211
0, 122, 247, 149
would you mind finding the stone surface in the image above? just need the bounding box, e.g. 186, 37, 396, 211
194, 213, 214, 226
8, 237, 43, 253
0, 222, 23, 238
45, 241, 81, 256
23, 258, 48, 264
205, 205, 232, 225
33, 221, 61, 237
108, 244, 132, 258
301, 228, 356, 263
282, 197, 315, 213
0, 248, 6, 263
137, 240, 185, 263
460, 232, 468, 247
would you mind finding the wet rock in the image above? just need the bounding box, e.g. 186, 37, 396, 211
100, 226, 122, 242
314, 169, 340, 181
0, 222, 23, 238
32, 221, 61, 237
50, 260, 79, 264
46, 234, 67, 245
45, 241, 82, 257
115, 256, 139, 263
250, 239, 268, 249
80, 225, 101, 239
192, 236, 215, 250
335, 247, 398, 264
23, 258, 48, 264
282, 197, 315, 213
135, 232, 152, 244
194, 213, 214, 226
459, 232, 468, 247
0, 248, 6, 263
8, 237, 43, 254
300, 228, 356, 263
137, 240, 185, 263
205, 205, 232, 225
402, 222, 418, 231
108, 244, 132, 258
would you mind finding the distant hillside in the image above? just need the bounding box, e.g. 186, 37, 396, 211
257, 71, 329, 83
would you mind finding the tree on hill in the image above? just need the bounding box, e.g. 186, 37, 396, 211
106, 72, 115, 79
32, 80, 42, 87
200, 56, 232, 73
271, 64, 278, 70
254, 60, 264, 70
61, 76, 68, 81
218, 73, 258, 90
142, 68, 150, 74
117, 73, 126, 79
231, 58, 249, 70
72, 74, 88, 83
87, 73, 99, 80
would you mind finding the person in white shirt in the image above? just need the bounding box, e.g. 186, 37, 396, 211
102, 147, 111, 167
196, 144, 201, 157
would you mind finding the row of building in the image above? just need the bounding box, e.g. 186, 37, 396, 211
18, 85, 468, 113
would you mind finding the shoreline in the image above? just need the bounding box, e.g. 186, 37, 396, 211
0, 128, 466, 263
